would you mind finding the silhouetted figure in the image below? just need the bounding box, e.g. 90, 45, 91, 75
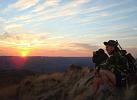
100, 40, 128, 87
92, 49, 108, 67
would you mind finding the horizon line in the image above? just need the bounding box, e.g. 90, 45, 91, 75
0, 55, 91, 58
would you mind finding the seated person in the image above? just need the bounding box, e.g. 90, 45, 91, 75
97, 40, 128, 87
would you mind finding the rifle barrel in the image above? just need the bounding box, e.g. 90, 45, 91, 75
116, 40, 122, 50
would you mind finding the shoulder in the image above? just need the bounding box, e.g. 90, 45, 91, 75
113, 51, 122, 59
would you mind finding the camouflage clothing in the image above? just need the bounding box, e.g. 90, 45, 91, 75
95, 40, 129, 87
98, 50, 128, 73
97, 50, 128, 87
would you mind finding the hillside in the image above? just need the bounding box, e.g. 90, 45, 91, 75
0, 65, 137, 100
0, 69, 34, 88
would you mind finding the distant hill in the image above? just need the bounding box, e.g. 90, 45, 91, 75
0, 56, 94, 89
0, 56, 94, 73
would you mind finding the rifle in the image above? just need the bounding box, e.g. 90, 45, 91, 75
116, 40, 122, 50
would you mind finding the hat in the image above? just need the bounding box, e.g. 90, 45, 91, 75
104, 40, 118, 46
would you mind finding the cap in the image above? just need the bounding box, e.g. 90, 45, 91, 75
104, 40, 118, 46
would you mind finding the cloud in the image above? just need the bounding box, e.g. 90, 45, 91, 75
11, 15, 33, 23
75, 0, 90, 4
83, 0, 129, 14
32, 0, 60, 13
28, 42, 98, 57
99, 12, 110, 17
45, 0, 60, 6
0, 32, 49, 48
30, 48, 91, 57
4, 23, 30, 34
76, 0, 134, 19
0, 17, 5, 22
78, 12, 110, 24
14, 15, 32, 21
0, 17, 6, 32
0, 33, 97, 57
133, 27, 137, 31
57, 0, 90, 15
1, 0, 109, 26
32, 2, 76, 20
27, 0, 91, 22
8, 0, 39, 11
5, 23, 22, 30
69, 43, 99, 50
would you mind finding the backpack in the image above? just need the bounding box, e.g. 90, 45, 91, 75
120, 49, 136, 73
116, 40, 136, 73
126, 53, 136, 73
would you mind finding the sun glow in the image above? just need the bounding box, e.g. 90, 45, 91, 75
21, 51, 27, 57
18, 42, 32, 57
20, 47, 30, 57
21, 51, 28, 57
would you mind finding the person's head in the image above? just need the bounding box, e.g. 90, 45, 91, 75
104, 40, 118, 55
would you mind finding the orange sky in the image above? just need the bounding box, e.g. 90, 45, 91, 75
0, 33, 137, 57
0, 33, 94, 57
0, 45, 92, 57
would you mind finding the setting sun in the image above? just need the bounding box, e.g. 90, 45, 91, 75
21, 51, 28, 57
19, 45, 32, 57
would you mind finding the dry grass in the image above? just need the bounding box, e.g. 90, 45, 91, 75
0, 66, 137, 100
35, 72, 63, 82
0, 84, 18, 100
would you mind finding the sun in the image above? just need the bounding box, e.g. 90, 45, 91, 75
21, 51, 28, 57
18, 45, 31, 57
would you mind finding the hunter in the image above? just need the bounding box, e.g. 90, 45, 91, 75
97, 40, 128, 87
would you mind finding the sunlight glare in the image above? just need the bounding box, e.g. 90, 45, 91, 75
21, 51, 28, 57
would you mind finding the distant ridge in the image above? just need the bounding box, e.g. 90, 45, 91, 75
0, 56, 94, 73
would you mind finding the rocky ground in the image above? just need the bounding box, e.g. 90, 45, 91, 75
0, 65, 137, 100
